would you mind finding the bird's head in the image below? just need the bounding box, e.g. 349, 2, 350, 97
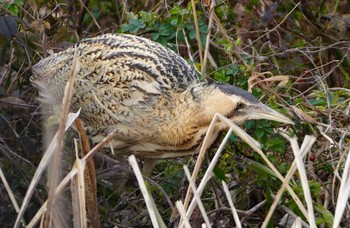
198, 82, 294, 125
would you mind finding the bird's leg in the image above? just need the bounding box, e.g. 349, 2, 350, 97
142, 158, 157, 177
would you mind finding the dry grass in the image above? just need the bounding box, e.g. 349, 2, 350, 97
1, 0, 350, 227
4, 111, 347, 227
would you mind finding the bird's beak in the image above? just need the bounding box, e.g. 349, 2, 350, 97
247, 104, 294, 125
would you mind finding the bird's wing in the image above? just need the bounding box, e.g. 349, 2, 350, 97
82, 34, 199, 91
31, 33, 198, 103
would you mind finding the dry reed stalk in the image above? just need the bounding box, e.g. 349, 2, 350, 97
333, 148, 350, 228
222, 181, 242, 228
43, 49, 80, 228
180, 113, 308, 226
74, 118, 101, 228
71, 139, 87, 228
183, 165, 211, 227
128, 154, 166, 228
263, 134, 316, 227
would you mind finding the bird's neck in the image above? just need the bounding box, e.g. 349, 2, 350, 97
173, 81, 218, 126
156, 82, 225, 148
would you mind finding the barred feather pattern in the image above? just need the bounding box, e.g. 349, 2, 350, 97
31, 34, 223, 158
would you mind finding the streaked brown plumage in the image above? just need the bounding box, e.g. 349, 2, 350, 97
31, 34, 293, 159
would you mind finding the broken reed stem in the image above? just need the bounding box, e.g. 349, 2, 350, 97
74, 119, 101, 228
26, 130, 116, 227
71, 139, 87, 228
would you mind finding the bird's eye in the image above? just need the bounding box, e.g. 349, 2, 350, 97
237, 102, 245, 110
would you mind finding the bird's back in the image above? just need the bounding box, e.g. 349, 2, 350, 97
32, 34, 198, 101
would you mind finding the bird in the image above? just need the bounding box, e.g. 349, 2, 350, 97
31, 33, 293, 169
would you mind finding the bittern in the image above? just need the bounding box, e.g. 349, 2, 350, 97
31, 34, 293, 169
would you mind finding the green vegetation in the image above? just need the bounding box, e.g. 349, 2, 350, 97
0, 0, 349, 227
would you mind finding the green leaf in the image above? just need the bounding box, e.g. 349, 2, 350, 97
265, 127, 275, 134
130, 18, 140, 25
170, 18, 178, 26
279, 162, 287, 174
244, 120, 255, 129
138, 22, 146, 29
314, 204, 334, 226
199, 24, 208, 33
166, 29, 176, 40
265, 137, 286, 154
9, 4, 19, 15
151, 33, 160, 40
214, 167, 226, 181
200, 34, 206, 46
245, 159, 278, 178
157, 37, 167, 46
120, 24, 132, 32
308, 98, 327, 106
159, 30, 170, 36
129, 25, 139, 33
189, 30, 196, 40
176, 30, 185, 41
159, 23, 170, 30
271, 142, 285, 154
214, 69, 230, 83
229, 134, 238, 143
255, 129, 265, 138
227, 65, 240, 76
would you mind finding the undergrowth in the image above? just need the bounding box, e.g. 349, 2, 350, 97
0, 0, 349, 227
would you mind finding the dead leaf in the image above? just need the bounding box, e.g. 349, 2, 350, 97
291, 106, 318, 123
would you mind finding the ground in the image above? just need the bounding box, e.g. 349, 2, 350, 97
0, 0, 350, 227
